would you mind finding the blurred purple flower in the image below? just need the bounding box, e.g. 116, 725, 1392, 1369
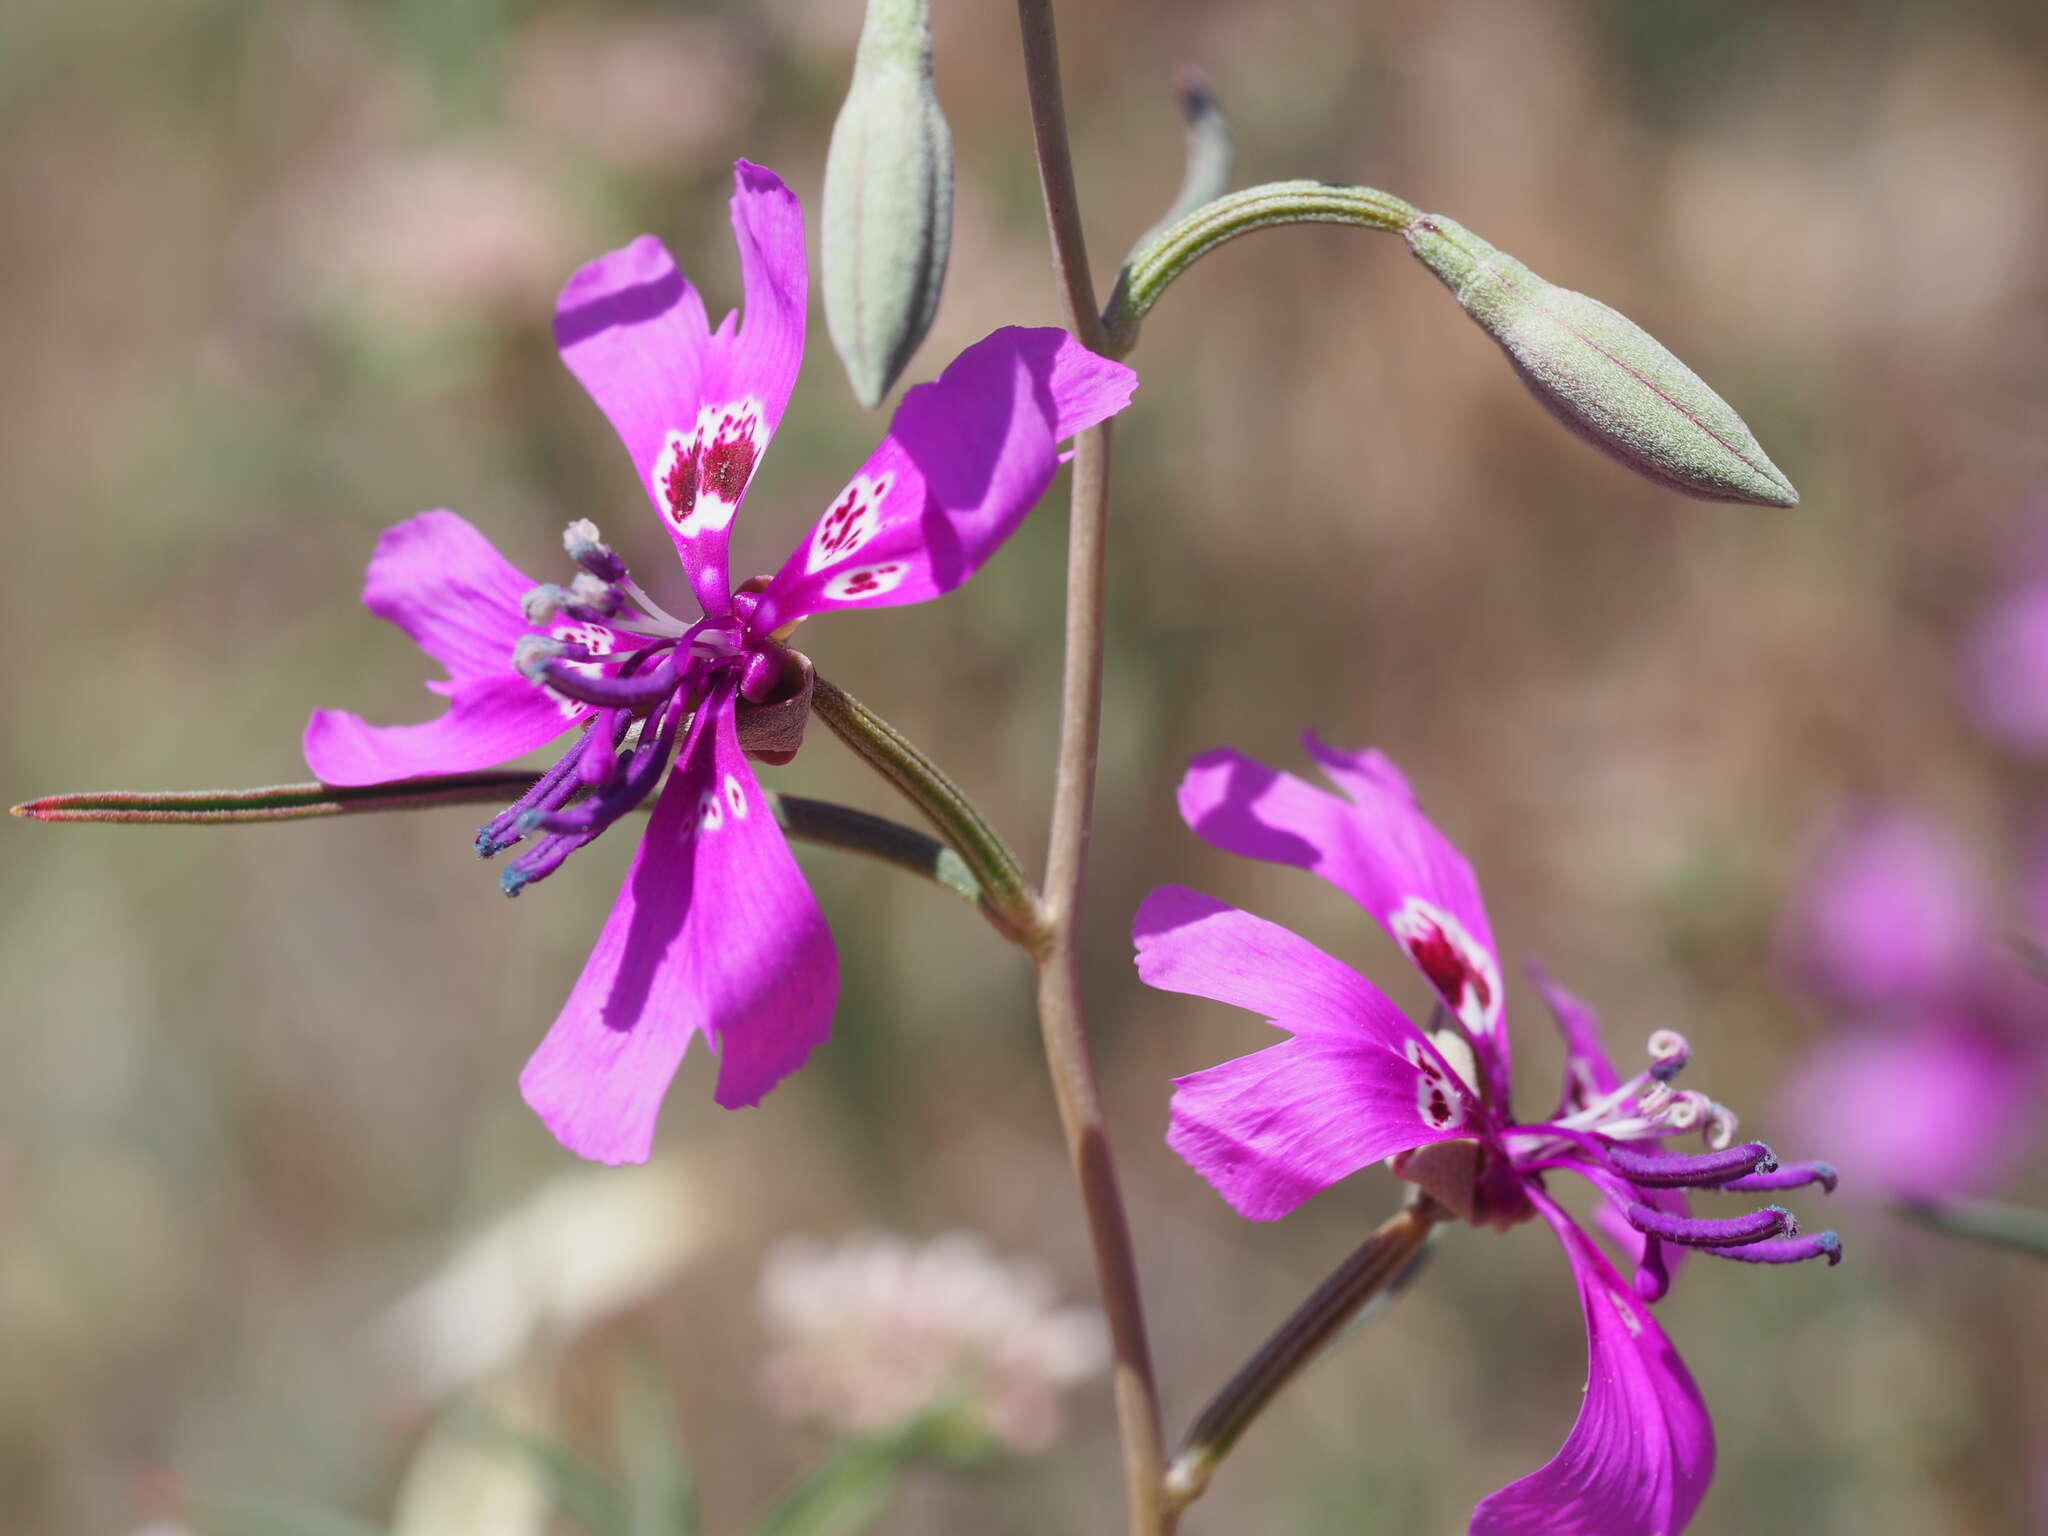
1135, 740, 1840, 1536
305, 161, 1135, 1164
1966, 571, 2048, 754
1780, 808, 2045, 1199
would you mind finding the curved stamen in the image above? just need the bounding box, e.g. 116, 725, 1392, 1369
1722, 1161, 1839, 1195
1624, 1201, 1794, 1249
621, 576, 690, 632
1702, 1101, 1740, 1150
579, 709, 626, 789
530, 701, 683, 839
537, 653, 679, 709
475, 746, 584, 858
1698, 1231, 1842, 1267
1604, 1141, 1776, 1189
1646, 1029, 1691, 1081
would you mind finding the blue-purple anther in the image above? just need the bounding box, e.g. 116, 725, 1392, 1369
476, 520, 763, 897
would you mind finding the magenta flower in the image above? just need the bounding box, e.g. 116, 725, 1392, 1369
1966, 563, 2048, 754
1779, 808, 2045, 1199
1134, 740, 1840, 1536
305, 161, 1135, 1164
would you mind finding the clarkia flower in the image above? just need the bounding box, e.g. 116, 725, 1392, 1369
1134, 740, 1840, 1536
1779, 808, 2046, 1200
1965, 536, 2048, 754
305, 161, 1135, 1164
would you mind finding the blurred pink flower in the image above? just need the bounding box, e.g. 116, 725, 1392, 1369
1965, 572, 2048, 754
756, 1231, 1107, 1454
1779, 808, 2046, 1199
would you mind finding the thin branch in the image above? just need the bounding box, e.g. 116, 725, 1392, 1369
807, 675, 1039, 940
1164, 1202, 1441, 1515
1895, 1196, 2048, 1260
1015, 3, 1169, 1533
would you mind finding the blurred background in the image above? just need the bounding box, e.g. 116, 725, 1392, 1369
4, 0, 2046, 1531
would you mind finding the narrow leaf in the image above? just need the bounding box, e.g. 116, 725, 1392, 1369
618, 1355, 701, 1536
455, 1408, 630, 1536
1896, 1196, 2048, 1259
744, 1430, 922, 1536
11, 772, 538, 824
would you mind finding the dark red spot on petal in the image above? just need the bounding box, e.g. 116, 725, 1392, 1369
1426, 1087, 1453, 1126
663, 447, 699, 524
819, 488, 866, 555
1407, 922, 1491, 1014
700, 429, 757, 503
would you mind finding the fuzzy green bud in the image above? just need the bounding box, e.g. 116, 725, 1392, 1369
821, 0, 954, 409
1405, 213, 1797, 507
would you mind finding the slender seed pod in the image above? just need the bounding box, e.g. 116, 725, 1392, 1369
1406, 213, 1798, 507
821, 0, 954, 408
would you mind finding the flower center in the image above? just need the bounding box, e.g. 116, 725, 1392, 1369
473, 520, 768, 896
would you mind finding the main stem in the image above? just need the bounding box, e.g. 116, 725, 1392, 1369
1014, 4, 1169, 1534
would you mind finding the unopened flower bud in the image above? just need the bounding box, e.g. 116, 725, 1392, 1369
821, 0, 954, 409
1405, 214, 1798, 508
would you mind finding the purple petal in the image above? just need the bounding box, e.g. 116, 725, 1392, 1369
1783, 808, 1984, 1009
1529, 963, 1623, 1121
1168, 1037, 1477, 1222
1137, 887, 1482, 1221
304, 511, 583, 784
1177, 740, 1512, 1105
519, 684, 837, 1164
554, 163, 805, 616
1776, 1019, 2034, 1199
1471, 1189, 1714, 1536
753, 328, 1135, 629
1964, 574, 2048, 754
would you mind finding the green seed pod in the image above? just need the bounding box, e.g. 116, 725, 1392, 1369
1405, 213, 1797, 507
821, 0, 954, 409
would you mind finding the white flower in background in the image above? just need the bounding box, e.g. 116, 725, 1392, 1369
758, 1231, 1107, 1455
370, 1163, 707, 1406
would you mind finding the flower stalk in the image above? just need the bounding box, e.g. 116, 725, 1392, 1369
1163, 1200, 1442, 1516
1104, 180, 1419, 355
808, 675, 1039, 942
1896, 1195, 2048, 1260
1014, 3, 1170, 1533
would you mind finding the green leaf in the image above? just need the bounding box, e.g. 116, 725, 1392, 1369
10, 772, 538, 824
1896, 1196, 2048, 1260
617, 1355, 701, 1536
455, 1407, 630, 1536
744, 1429, 925, 1536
